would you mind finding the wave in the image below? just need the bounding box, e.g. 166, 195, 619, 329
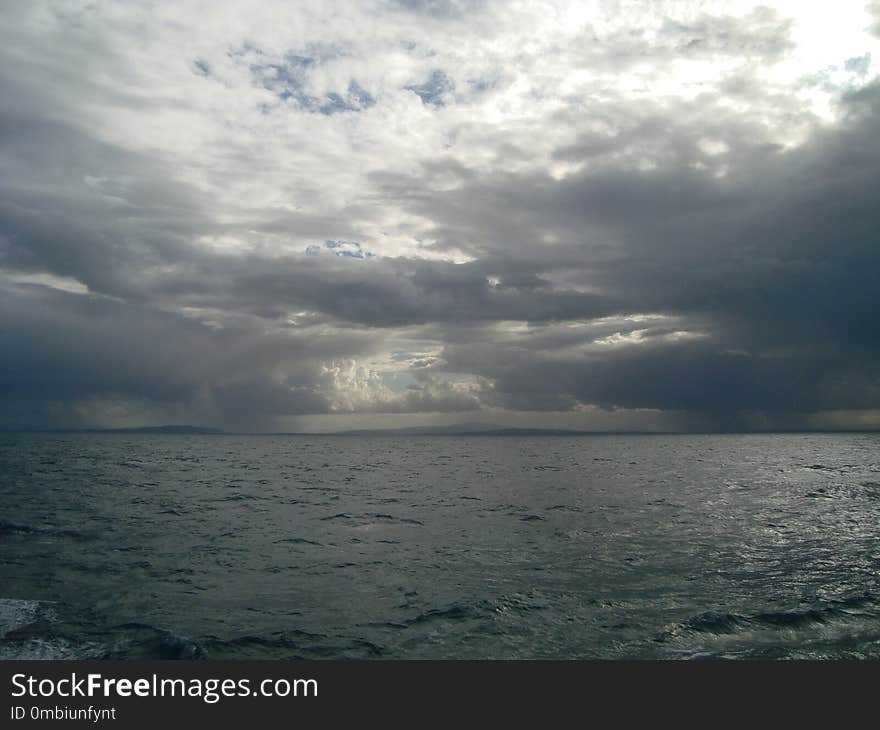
656, 593, 880, 659
403, 593, 548, 629
0, 520, 87, 540
0, 598, 93, 660
405, 604, 478, 626
0, 600, 206, 660
0, 598, 56, 638
274, 537, 323, 546
200, 630, 383, 660
320, 512, 424, 527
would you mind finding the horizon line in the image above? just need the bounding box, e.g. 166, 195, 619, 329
2, 425, 879, 436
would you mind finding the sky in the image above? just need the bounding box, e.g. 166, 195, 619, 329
1, 0, 879, 432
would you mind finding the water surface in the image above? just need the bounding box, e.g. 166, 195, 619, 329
2, 432, 879, 659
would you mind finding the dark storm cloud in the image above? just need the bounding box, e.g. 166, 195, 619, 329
450, 337, 880, 416
0, 283, 374, 429
142, 253, 616, 326
0, 111, 213, 299
1, 2, 878, 429
4, 80, 879, 425
394, 83, 880, 423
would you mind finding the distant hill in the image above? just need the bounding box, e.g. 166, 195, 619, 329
336, 424, 606, 436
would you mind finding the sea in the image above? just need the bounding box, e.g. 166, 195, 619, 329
1, 432, 879, 660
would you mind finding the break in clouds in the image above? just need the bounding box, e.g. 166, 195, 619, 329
1, 0, 879, 432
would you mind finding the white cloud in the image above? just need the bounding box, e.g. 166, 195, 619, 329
8, 1, 877, 266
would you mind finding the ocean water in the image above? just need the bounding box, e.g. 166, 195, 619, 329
1, 432, 880, 660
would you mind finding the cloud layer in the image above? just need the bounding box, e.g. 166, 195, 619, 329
2, 1, 879, 431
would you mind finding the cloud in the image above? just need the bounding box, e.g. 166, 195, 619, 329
1, 1, 879, 430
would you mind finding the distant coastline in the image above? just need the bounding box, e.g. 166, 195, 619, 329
1, 424, 878, 436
